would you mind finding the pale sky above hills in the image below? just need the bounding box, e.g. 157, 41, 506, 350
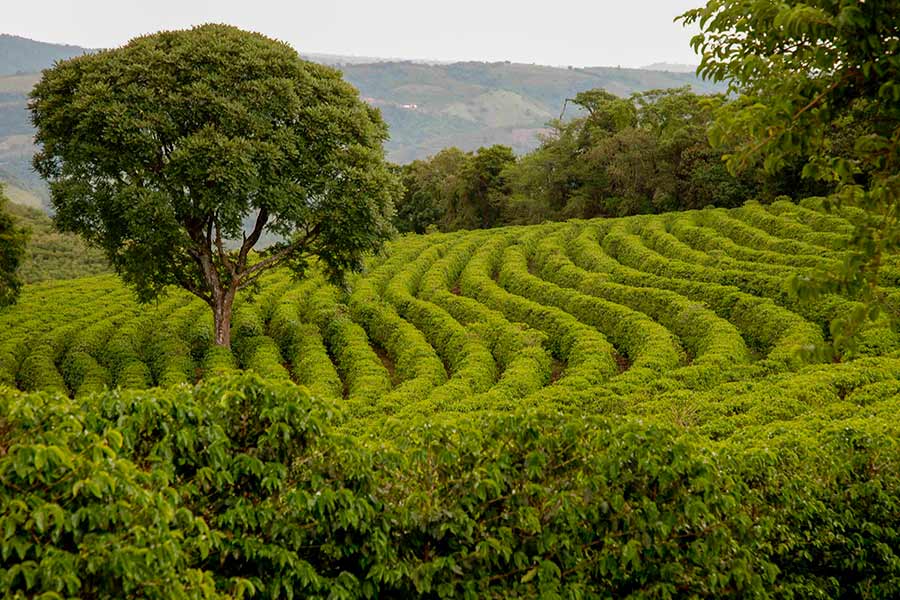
3, 0, 703, 68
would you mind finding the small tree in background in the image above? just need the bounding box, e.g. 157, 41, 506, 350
0, 184, 28, 308
680, 0, 900, 347
30, 24, 399, 347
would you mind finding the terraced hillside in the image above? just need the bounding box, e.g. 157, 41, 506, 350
3, 198, 899, 437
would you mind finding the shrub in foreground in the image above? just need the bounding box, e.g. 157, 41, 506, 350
2, 374, 899, 598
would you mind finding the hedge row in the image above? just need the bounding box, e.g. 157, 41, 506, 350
531, 229, 751, 388
458, 233, 618, 391
381, 237, 499, 408
305, 282, 391, 408
766, 199, 854, 235
231, 304, 290, 380
574, 225, 826, 370
666, 212, 831, 269
501, 234, 685, 384
3, 373, 899, 599
415, 234, 552, 411
348, 241, 449, 413
733, 201, 849, 251
641, 216, 803, 278
269, 284, 343, 400
694, 206, 842, 258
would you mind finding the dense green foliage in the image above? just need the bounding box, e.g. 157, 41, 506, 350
392, 87, 828, 233
3, 198, 900, 597
3, 372, 900, 599
4, 201, 108, 283
680, 0, 900, 345
30, 25, 398, 347
0, 185, 27, 306
396, 145, 518, 233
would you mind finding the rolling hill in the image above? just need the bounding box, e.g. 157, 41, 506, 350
3, 199, 900, 596
0, 34, 723, 210
3, 198, 898, 423
0, 34, 94, 76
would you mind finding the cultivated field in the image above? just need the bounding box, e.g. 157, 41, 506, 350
4, 198, 899, 437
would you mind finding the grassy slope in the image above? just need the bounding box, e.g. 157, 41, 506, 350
6, 201, 108, 282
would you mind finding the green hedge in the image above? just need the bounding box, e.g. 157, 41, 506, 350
3, 374, 900, 599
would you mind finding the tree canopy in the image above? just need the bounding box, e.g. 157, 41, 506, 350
680, 0, 900, 345
30, 24, 399, 347
394, 88, 767, 233
0, 185, 27, 308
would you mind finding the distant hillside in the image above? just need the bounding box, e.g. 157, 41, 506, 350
0, 34, 725, 210
0, 34, 93, 76
641, 62, 698, 73
339, 61, 725, 162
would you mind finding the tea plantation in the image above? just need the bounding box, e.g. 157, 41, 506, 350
3, 198, 900, 598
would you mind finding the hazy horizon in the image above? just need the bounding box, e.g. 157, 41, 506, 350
3, 0, 703, 69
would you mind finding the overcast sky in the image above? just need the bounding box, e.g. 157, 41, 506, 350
3, 0, 703, 68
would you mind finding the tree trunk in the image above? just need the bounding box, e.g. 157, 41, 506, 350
212, 286, 236, 348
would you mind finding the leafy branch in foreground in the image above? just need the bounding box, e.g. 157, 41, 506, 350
680, 0, 900, 351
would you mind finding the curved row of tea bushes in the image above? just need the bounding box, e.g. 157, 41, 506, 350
415, 235, 552, 409
733, 201, 849, 251
3, 374, 899, 599
382, 238, 499, 408
765, 199, 854, 235
59, 318, 116, 397
500, 238, 685, 383
348, 242, 449, 412
306, 282, 392, 405
695, 207, 842, 258
793, 198, 900, 286
141, 299, 199, 387
572, 225, 826, 370
604, 220, 792, 302
530, 230, 751, 383
231, 303, 291, 380
458, 233, 619, 391
2, 278, 138, 391
667, 212, 832, 269
640, 216, 803, 278
268, 283, 343, 400
662, 213, 900, 355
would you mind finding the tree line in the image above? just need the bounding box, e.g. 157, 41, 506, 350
392, 86, 838, 234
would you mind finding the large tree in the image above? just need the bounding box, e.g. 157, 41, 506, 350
30, 24, 398, 347
394, 147, 468, 233
680, 0, 900, 343
0, 185, 28, 308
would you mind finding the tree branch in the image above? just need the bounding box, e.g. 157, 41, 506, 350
238, 207, 270, 268
214, 220, 234, 276
238, 223, 320, 283
792, 73, 847, 121
173, 270, 213, 305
